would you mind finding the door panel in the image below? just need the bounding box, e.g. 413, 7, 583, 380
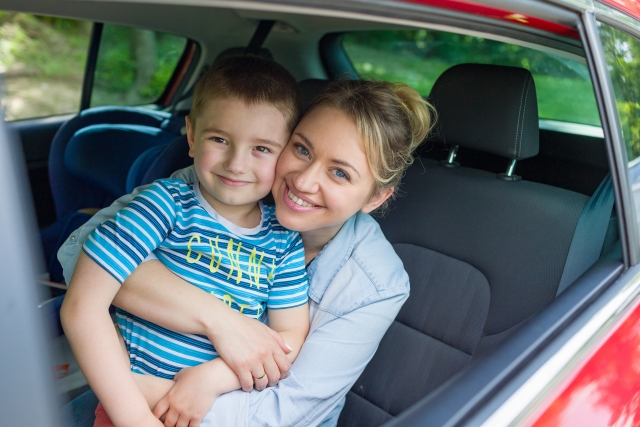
8, 115, 72, 228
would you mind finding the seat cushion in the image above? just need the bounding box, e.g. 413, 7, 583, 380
338, 244, 490, 426
378, 160, 589, 335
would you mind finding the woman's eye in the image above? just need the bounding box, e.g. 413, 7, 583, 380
296, 144, 310, 157
333, 169, 349, 180
255, 146, 271, 153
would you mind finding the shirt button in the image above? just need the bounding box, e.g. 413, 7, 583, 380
70, 235, 76, 241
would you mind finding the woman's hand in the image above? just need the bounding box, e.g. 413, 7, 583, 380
152, 364, 221, 427
209, 311, 291, 390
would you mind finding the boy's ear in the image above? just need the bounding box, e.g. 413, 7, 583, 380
185, 116, 195, 158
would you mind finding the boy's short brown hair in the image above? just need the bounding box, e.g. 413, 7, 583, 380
190, 54, 301, 132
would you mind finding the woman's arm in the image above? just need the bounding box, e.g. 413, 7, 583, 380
204, 289, 408, 427
149, 303, 309, 427
112, 260, 292, 391
61, 253, 162, 427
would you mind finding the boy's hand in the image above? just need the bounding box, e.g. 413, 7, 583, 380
152, 365, 220, 427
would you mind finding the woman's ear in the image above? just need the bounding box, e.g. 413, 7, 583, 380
185, 116, 196, 158
361, 187, 394, 214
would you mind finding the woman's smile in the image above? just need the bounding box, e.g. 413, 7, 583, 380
285, 184, 320, 209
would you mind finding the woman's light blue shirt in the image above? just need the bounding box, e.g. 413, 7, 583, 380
58, 166, 410, 427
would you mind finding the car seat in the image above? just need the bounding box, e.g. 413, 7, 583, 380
42, 107, 183, 282
338, 64, 601, 426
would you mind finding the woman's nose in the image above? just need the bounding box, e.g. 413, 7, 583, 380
224, 148, 249, 175
292, 164, 320, 194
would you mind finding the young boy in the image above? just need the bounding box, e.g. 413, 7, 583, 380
60, 55, 309, 427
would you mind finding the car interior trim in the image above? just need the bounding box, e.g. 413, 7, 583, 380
159, 40, 199, 107
538, 119, 604, 137
79, 22, 104, 111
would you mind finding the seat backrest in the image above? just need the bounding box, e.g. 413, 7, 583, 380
299, 78, 330, 111
338, 64, 590, 426
64, 123, 177, 199
49, 106, 183, 219
126, 135, 193, 192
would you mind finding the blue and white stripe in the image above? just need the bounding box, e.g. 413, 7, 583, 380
83, 178, 308, 379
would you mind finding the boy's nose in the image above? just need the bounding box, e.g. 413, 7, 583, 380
224, 150, 249, 175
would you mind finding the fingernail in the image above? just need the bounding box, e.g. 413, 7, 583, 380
286, 343, 292, 351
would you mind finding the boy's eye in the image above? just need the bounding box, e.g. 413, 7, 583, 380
333, 169, 349, 180
211, 137, 227, 144
255, 146, 271, 153
296, 144, 310, 157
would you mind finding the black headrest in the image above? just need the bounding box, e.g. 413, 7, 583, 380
298, 78, 330, 111
428, 64, 539, 160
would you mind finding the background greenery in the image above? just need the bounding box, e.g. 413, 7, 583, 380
599, 24, 640, 161
343, 30, 602, 127
0, 12, 186, 120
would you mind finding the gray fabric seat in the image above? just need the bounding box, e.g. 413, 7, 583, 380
338, 64, 591, 426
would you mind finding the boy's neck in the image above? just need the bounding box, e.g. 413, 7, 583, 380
198, 182, 262, 229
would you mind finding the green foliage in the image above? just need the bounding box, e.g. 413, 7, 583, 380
343, 30, 601, 126
0, 13, 90, 79
599, 24, 640, 161
93, 25, 187, 106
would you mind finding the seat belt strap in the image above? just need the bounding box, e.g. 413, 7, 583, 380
245, 20, 275, 54
557, 174, 614, 296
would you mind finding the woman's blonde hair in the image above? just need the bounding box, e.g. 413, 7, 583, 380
307, 79, 436, 211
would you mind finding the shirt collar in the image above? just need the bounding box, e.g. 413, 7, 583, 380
306, 214, 357, 303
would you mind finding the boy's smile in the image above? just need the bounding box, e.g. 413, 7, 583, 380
186, 96, 290, 223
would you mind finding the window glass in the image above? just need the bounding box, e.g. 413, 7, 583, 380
0, 12, 91, 121
598, 22, 640, 238
91, 25, 188, 107
342, 30, 601, 127
598, 23, 640, 162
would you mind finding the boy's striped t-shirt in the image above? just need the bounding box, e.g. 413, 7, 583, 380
83, 178, 309, 379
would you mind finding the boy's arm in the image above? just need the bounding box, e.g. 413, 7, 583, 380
267, 304, 310, 362
60, 252, 162, 427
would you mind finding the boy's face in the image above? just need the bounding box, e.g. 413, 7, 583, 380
186, 97, 290, 211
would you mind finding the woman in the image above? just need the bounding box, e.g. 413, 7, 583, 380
60, 79, 435, 426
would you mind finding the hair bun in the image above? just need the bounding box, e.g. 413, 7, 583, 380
393, 84, 437, 152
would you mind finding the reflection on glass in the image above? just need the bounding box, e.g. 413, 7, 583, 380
91, 25, 187, 107
342, 30, 601, 126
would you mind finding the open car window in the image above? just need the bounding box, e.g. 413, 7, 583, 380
342, 30, 601, 128
0, 13, 190, 121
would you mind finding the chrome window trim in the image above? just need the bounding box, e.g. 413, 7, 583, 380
544, 0, 594, 12
538, 119, 604, 137
594, 1, 640, 36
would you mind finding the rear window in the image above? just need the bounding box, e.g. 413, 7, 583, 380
91, 24, 188, 107
0, 13, 91, 121
342, 30, 600, 127
0, 13, 190, 121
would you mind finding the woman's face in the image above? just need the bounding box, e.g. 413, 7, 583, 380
272, 106, 392, 235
